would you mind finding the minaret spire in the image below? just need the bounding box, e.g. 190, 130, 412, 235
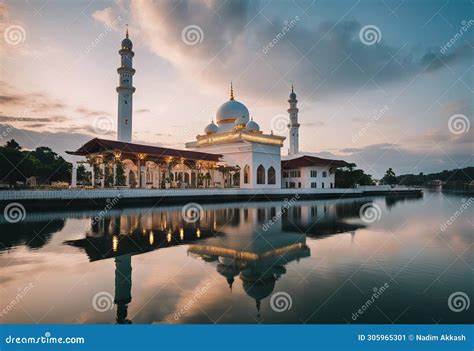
230, 81, 234, 100
287, 84, 300, 155
117, 28, 136, 142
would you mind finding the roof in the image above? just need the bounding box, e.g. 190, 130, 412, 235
66, 138, 221, 162
281, 155, 350, 169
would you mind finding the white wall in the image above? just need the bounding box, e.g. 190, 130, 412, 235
282, 165, 335, 189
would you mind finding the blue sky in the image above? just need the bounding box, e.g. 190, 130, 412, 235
0, 0, 472, 178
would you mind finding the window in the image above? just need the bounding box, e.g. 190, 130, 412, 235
257, 165, 265, 184
289, 182, 295, 188
311, 170, 317, 178
285, 182, 288, 188
330, 182, 333, 188
311, 182, 317, 188
322, 182, 325, 188
298, 182, 301, 188
282, 171, 288, 178
243, 165, 250, 184
268, 167, 276, 184
322, 171, 327, 178
289, 170, 301, 178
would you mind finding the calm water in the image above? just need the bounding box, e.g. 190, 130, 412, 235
1, 191, 472, 324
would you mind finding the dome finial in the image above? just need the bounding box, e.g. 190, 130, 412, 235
126, 24, 129, 39
291, 82, 294, 93
230, 81, 234, 100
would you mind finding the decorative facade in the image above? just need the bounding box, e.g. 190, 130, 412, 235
68, 30, 349, 190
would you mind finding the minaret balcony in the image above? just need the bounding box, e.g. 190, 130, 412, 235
116, 86, 136, 93
117, 67, 136, 74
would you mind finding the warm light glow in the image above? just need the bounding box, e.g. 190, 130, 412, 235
149, 232, 154, 245
167, 231, 172, 243
196, 228, 201, 238
112, 235, 119, 252
179, 228, 184, 240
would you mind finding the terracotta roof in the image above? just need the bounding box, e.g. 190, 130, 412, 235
66, 138, 221, 162
281, 155, 349, 169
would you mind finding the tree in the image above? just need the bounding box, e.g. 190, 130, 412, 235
335, 164, 374, 188
381, 168, 397, 185
115, 160, 126, 186
76, 164, 91, 185
5, 139, 21, 151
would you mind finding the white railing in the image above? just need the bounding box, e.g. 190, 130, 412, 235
0, 185, 421, 202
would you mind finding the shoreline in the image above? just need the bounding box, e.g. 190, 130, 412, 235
0, 186, 422, 210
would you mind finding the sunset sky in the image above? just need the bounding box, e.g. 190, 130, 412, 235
1, 0, 472, 178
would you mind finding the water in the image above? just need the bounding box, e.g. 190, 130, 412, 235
1, 191, 472, 324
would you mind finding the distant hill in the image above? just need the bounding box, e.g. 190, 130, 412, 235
396, 167, 474, 186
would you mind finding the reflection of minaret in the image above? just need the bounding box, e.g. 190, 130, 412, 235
114, 254, 132, 324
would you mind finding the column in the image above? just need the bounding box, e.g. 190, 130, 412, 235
113, 163, 117, 187
91, 165, 95, 187
100, 163, 105, 188
136, 159, 141, 188
71, 163, 77, 188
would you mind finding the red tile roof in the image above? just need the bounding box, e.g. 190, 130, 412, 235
281, 155, 349, 169
66, 138, 221, 162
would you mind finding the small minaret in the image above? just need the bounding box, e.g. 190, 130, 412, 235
287, 84, 300, 155
117, 26, 136, 143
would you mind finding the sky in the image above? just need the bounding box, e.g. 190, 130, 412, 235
0, 0, 472, 178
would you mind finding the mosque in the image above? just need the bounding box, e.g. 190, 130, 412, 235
68, 30, 349, 190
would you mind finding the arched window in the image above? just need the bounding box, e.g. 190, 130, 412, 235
243, 165, 250, 184
267, 166, 276, 184
257, 165, 265, 184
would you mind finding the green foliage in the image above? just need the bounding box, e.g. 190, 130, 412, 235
381, 168, 397, 185
396, 167, 474, 186
0, 140, 72, 187
115, 160, 126, 186
76, 164, 91, 185
335, 164, 374, 188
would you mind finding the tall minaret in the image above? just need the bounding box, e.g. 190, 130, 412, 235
117, 26, 135, 143
287, 84, 300, 155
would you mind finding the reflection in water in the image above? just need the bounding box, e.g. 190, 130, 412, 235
7, 193, 470, 324
58, 199, 373, 322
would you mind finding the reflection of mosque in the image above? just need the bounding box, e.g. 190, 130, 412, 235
60, 198, 404, 322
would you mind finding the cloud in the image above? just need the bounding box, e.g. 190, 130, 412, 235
96, 0, 473, 102
92, 6, 122, 31
421, 44, 473, 72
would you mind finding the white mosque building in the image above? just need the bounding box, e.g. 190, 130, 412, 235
69, 30, 349, 190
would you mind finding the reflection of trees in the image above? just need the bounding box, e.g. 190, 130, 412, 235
0, 220, 65, 251
385, 193, 423, 210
